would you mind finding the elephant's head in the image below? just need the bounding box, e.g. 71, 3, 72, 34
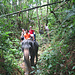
21, 40, 33, 50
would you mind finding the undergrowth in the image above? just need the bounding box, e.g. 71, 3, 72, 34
33, 7, 75, 75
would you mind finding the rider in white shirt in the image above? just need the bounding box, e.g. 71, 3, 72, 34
21, 29, 26, 41
45, 24, 49, 38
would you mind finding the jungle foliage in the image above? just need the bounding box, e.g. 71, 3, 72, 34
0, 0, 75, 75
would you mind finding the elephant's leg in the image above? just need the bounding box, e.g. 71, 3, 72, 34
24, 49, 31, 73
31, 55, 34, 66
36, 53, 38, 64
35, 48, 38, 64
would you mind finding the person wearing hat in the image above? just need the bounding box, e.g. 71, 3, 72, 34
29, 26, 36, 41
45, 24, 49, 38
29, 26, 34, 35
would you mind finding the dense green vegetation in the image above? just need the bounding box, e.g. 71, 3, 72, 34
0, 0, 75, 75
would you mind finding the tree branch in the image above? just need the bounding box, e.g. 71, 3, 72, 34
54, 1, 67, 11
0, 1, 64, 18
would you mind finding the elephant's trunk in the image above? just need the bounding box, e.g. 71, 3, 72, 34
24, 49, 29, 59
24, 49, 32, 74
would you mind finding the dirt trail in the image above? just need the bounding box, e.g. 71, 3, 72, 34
19, 58, 27, 72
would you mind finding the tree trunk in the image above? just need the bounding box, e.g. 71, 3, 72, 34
40, 0, 43, 27
46, 0, 49, 25
51, 11, 61, 24
22, 12, 23, 23
36, 3, 40, 31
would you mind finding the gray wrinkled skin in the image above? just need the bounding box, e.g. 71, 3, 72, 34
22, 40, 32, 50
21, 39, 39, 74
21, 39, 38, 53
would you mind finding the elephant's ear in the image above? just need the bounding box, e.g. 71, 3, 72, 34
20, 41, 23, 46
20, 42, 22, 46
35, 41, 39, 47
29, 41, 34, 49
22, 42, 24, 45
32, 42, 36, 50
29, 41, 32, 48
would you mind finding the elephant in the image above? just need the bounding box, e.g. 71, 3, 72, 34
21, 39, 39, 74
